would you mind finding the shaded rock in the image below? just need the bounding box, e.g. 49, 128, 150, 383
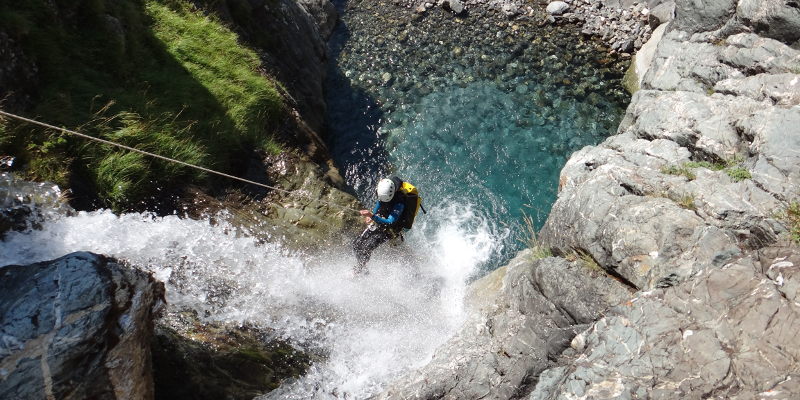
530, 248, 800, 399
737, 0, 800, 44
0, 32, 38, 111
378, 252, 632, 399
671, 0, 736, 33
297, 0, 339, 39
0, 252, 164, 399
546, 1, 570, 16
152, 310, 310, 400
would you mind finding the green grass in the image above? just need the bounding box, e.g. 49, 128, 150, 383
520, 213, 552, 260
783, 201, 800, 244
0, 0, 286, 210
725, 166, 752, 182
660, 164, 696, 180
661, 156, 751, 183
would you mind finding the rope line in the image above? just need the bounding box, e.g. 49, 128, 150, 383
0, 109, 361, 213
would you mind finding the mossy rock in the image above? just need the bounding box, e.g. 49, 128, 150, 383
151, 310, 311, 400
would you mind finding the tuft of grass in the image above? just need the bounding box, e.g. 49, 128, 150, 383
781, 201, 800, 244
576, 249, 603, 272
676, 193, 696, 210
684, 160, 725, 171
725, 166, 751, 182
661, 164, 696, 180
0, 0, 286, 211
661, 155, 751, 183
521, 213, 552, 260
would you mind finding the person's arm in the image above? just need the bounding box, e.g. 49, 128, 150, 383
372, 203, 405, 225
359, 201, 383, 224
372, 201, 380, 215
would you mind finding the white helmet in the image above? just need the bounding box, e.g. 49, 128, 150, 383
376, 178, 396, 202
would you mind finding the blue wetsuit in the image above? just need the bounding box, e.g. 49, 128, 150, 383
353, 200, 406, 272
371, 201, 405, 225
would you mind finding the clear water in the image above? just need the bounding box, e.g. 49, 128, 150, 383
326, 1, 628, 266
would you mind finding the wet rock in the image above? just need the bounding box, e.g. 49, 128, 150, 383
184, 152, 360, 251
546, 1, 570, 15
378, 252, 632, 399
0, 252, 164, 399
0, 172, 71, 240
152, 310, 310, 400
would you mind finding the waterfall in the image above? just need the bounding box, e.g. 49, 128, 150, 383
0, 194, 500, 398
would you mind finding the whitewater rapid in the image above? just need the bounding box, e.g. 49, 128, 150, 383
0, 198, 505, 398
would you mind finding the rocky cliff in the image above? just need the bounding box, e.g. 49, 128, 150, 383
379, 0, 800, 397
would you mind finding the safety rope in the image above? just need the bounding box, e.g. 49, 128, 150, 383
0, 109, 361, 213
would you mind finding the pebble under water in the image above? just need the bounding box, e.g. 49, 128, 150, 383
327, 0, 630, 267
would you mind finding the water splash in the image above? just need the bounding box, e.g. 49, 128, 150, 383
0, 197, 499, 398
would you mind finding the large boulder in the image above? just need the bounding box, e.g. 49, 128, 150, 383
0, 252, 164, 399
377, 252, 632, 399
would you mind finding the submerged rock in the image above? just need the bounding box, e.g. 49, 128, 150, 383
0, 252, 164, 399
546, 1, 569, 16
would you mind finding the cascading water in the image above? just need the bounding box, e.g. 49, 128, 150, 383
0, 170, 498, 398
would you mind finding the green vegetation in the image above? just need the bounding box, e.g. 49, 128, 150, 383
676, 193, 696, 210
660, 164, 696, 180
0, 0, 285, 210
521, 213, 552, 260
782, 201, 800, 244
661, 156, 751, 183
725, 166, 752, 182
566, 249, 602, 272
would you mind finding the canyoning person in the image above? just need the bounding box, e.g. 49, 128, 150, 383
353, 176, 424, 273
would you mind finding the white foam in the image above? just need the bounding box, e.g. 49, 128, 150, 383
0, 201, 499, 399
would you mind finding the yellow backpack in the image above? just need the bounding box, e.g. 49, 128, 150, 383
391, 177, 426, 229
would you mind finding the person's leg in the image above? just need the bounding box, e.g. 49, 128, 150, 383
353, 228, 392, 272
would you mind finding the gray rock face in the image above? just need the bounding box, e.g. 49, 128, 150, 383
543, 14, 800, 291
530, 248, 800, 399
0, 252, 164, 399
377, 252, 632, 399
531, 0, 800, 396
379, 0, 800, 397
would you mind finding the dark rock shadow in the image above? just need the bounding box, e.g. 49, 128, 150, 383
324, 0, 391, 201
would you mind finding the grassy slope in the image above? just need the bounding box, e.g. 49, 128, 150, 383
0, 0, 285, 210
